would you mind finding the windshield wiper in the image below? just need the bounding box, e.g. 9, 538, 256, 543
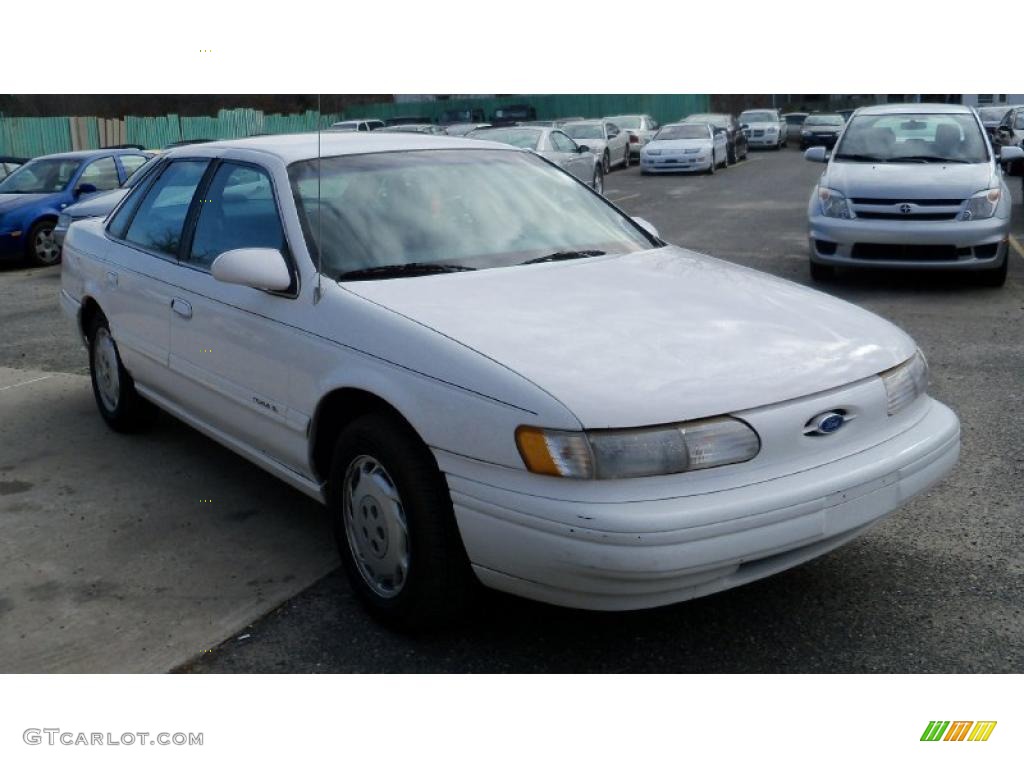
832, 153, 888, 163
891, 155, 970, 164
336, 262, 476, 281
521, 250, 606, 265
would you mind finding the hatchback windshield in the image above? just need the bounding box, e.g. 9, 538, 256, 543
804, 115, 844, 127
0, 158, 81, 194
654, 125, 710, 140
288, 149, 654, 278
563, 123, 603, 140
834, 113, 989, 163
740, 111, 777, 123
467, 128, 540, 149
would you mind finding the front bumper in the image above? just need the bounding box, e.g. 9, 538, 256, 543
0, 229, 26, 260
443, 398, 959, 611
640, 155, 711, 173
748, 133, 782, 147
809, 212, 1010, 270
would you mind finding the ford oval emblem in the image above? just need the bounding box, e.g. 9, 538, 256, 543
812, 411, 846, 435
802, 409, 851, 438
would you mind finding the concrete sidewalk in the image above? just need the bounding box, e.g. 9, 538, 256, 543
0, 366, 337, 672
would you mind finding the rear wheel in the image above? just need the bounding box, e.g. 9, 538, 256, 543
328, 412, 475, 630
809, 261, 836, 282
87, 313, 155, 432
26, 220, 61, 267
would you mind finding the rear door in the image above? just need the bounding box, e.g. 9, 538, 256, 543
100, 158, 210, 394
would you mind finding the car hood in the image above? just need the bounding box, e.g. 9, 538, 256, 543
825, 161, 994, 199
0, 193, 60, 215
65, 188, 127, 218
646, 139, 711, 152
345, 246, 916, 428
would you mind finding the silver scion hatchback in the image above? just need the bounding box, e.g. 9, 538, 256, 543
805, 103, 1023, 287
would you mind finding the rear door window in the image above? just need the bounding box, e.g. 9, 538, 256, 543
121, 160, 209, 257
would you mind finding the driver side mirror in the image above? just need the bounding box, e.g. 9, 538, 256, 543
740, 123, 749, 130
632, 216, 659, 239
804, 146, 828, 163
999, 146, 1024, 164
75, 182, 98, 197
577, 144, 590, 153
211, 248, 291, 291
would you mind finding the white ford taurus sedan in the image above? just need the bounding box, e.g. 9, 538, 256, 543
60, 132, 960, 628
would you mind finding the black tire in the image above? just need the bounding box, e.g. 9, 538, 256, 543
623, 145, 631, 168
592, 164, 604, 194
809, 261, 836, 282
707, 152, 716, 174
727, 144, 736, 164
26, 219, 61, 267
602, 150, 610, 175
974, 256, 1008, 288
87, 312, 155, 432
327, 411, 475, 631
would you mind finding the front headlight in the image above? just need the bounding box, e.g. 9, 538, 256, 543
959, 188, 1000, 221
801, 130, 811, 136
766, 127, 778, 134
818, 187, 854, 219
57, 213, 72, 228
880, 351, 928, 416
516, 417, 761, 479
645, 149, 661, 156
684, 148, 701, 154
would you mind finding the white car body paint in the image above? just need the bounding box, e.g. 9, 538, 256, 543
60, 132, 960, 611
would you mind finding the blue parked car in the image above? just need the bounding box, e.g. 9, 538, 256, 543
0, 148, 151, 266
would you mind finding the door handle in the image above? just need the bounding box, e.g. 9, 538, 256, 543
171, 298, 193, 319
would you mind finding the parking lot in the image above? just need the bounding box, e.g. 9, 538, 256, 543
2, 145, 1022, 673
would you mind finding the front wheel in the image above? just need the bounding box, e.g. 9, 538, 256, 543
974, 256, 1008, 288
88, 313, 155, 432
26, 220, 61, 267
602, 150, 611, 175
328, 412, 475, 630
707, 151, 716, 174
623, 145, 631, 168
809, 261, 836, 282
592, 164, 604, 194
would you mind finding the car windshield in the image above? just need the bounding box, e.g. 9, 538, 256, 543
563, 123, 603, 140
288, 149, 654, 278
740, 111, 777, 123
607, 116, 641, 129
804, 115, 844, 127
685, 114, 727, 127
0, 157, 82, 194
468, 128, 540, 149
977, 107, 1009, 121
654, 125, 709, 140
834, 113, 989, 163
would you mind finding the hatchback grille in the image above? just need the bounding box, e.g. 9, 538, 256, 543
856, 212, 958, 221
850, 197, 964, 206
851, 243, 966, 261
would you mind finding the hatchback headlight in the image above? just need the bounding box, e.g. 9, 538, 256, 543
880, 351, 928, 416
959, 188, 1000, 221
516, 418, 761, 480
818, 187, 854, 219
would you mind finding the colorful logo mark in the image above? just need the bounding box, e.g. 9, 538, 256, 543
921, 721, 997, 742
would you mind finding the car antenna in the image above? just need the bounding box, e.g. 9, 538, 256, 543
313, 93, 323, 305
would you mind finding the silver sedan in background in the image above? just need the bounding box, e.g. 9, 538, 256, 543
604, 114, 660, 158
562, 120, 630, 174
466, 125, 603, 192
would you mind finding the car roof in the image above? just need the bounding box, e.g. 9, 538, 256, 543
855, 103, 972, 116
30, 148, 148, 161
161, 131, 514, 163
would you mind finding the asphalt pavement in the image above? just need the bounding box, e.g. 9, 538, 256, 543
2, 146, 1022, 673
